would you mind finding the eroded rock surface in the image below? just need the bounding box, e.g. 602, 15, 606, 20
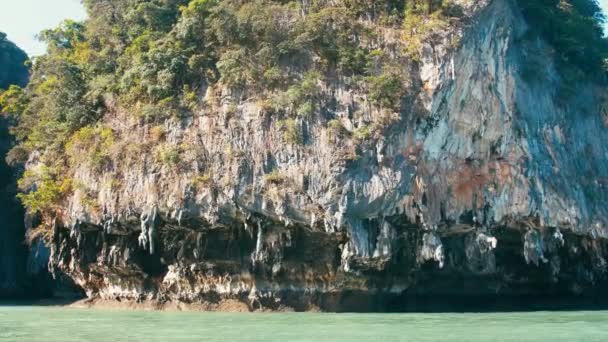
39, 0, 608, 310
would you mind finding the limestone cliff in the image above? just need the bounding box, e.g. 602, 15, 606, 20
12, 0, 608, 310
0, 33, 29, 297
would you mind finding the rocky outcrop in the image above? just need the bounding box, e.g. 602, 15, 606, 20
0, 33, 55, 299
40, 0, 608, 310
0, 118, 27, 297
0, 33, 29, 298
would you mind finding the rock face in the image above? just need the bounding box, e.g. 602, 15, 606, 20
0, 118, 27, 297
44, 0, 607, 310
0, 33, 29, 298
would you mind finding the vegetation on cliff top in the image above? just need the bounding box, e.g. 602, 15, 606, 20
517, 0, 608, 83
0, 0, 607, 231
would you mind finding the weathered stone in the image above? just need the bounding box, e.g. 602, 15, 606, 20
31, 0, 608, 310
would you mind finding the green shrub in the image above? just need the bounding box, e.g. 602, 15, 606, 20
17, 168, 72, 214
262, 67, 285, 89
217, 48, 250, 88
138, 103, 168, 123
402, 0, 455, 60
193, 173, 213, 188
327, 119, 347, 137
366, 73, 405, 109
156, 145, 182, 168
276, 119, 303, 144
181, 85, 199, 110
296, 102, 314, 118
271, 71, 321, 117
66, 125, 115, 170
264, 170, 286, 185
0, 85, 27, 117
354, 125, 372, 141
149, 125, 166, 142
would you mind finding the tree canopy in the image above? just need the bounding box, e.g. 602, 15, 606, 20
517, 0, 608, 82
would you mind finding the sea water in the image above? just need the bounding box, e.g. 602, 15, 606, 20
1, 306, 607, 341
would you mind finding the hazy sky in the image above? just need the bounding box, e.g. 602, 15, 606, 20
0, 0, 87, 57
0, 0, 607, 57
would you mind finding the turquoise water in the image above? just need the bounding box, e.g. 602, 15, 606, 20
1, 306, 607, 341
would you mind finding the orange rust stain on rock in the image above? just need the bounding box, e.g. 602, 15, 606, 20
422, 81, 434, 93
447, 163, 490, 208
403, 143, 423, 163
491, 160, 515, 185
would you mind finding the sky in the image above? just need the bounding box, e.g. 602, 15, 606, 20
0, 0, 87, 57
0, 0, 607, 57
601, 1, 608, 30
